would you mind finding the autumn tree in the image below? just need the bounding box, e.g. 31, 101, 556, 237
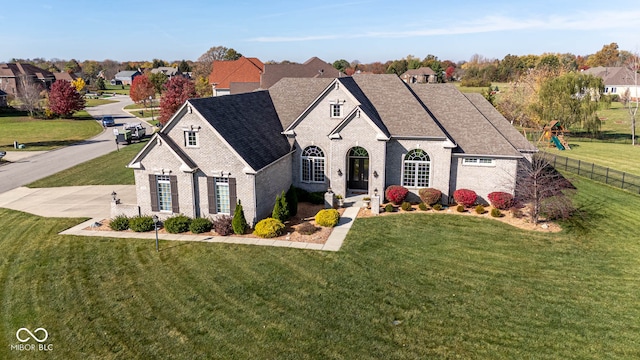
16, 75, 44, 117
71, 78, 85, 92
586, 42, 620, 67
130, 74, 155, 106
48, 80, 85, 118
159, 76, 196, 125
148, 72, 168, 95
65, 59, 81, 73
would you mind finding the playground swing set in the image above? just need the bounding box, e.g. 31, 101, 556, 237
538, 120, 571, 150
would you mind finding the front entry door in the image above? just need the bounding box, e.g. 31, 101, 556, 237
348, 157, 369, 190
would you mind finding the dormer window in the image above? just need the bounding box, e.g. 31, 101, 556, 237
330, 104, 342, 118
184, 131, 198, 147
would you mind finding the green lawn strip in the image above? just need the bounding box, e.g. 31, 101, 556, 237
26, 140, 147, 187
85, 98, 118, 107
2, 177, 640, 358
539, 141, 640, 176
0, 114, 102, 151
104, 84, 130, 95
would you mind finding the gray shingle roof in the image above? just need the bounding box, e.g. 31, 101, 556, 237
261, 57, 342, 89
269, 77, 335, 129
188, 91, 291, 171
411, 84, 522, 157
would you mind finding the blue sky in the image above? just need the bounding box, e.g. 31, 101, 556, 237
2, 0, 639, 64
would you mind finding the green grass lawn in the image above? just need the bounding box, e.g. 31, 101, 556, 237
27, 140, 148, 187
85, 98, 118, 107
104, 84, 130, 95
1, 177, 640, 359
0, 112, 103, 151
540, 140, 640, 176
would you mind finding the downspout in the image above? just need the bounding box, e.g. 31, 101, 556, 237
191, 172, 199, 218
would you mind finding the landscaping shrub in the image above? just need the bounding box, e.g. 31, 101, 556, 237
453, 189, 477, 207
129, 215, 155, 232
401, 202, 412, 211
164, 214, 191, 234
315, 209, 340, 227
297, 222, 318, 235
232, 200, 247, 235
488, 191, 514, 210
491, 208, 502, 217
510, 207, 524, 218
418, 188, 442, 205
253, 218, 285, 238
212, 215, 233, 236
475, 205, 486, 214
272, 191, 290, 222
385, 204, 394, 212
385, 185, 409, 205
109, 215, 130, 231
418, 202, 428, 211
456, 204, 465, 212
432, 204, 442, 211
285, 185, 298, 217
190, 217, 213, 234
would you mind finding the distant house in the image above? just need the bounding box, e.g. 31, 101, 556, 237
259, 57, 342, 89
400, 67, 436, 84
151, 67, 183, 79
113, 70, 141, 85
0, 89, 7, 107
54, 72, 78, 82
583, 66, 640, 101
0, 63, 56, 98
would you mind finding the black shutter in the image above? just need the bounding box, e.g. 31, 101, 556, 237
207, 177, 217, 214
229, 177, 237, 214
170, 175, 179, 213
149, 174, 159, 212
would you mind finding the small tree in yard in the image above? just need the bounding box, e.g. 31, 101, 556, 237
48, 80, 85, 117
129, 74, 155, 106
16, 75, 43, 117
272, 191, 289, 222
232, 200, 247, 235
516, 154, 576, 224
159, 76, 196, 126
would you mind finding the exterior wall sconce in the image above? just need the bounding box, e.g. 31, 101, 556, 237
374, 188, 378, 197
373, 170, 378, 178
337, 169, 343, 176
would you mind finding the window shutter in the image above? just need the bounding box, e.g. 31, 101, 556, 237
149, 174, 159, 212
229, 177, 237, 214
207, 177, 216, 214
169, 175, 179, 213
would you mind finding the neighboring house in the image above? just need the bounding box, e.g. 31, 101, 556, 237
208, 57, 264, 96
0, 89, 7, 107
53, 72, 78, 82
113, 70, 141, 85
400, 67, 436, 84
259, 57, 342, 89
151, 67, 183, 79
0, 63, 56, 98
583, 66, 640, 100
128, 74, 536, 226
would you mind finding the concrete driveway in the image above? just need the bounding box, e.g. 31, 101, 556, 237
0, 185, 137, 219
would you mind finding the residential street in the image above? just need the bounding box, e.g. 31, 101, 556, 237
0, 95, 148, 194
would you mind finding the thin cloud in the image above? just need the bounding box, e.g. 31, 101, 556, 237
249, 10, 640, 42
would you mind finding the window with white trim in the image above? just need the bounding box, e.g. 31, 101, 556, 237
402, 149, 430, 187
330, 104, 342, 118
156, 175, 172, 212
301, 146, 325, 183
463, 157, 495, 166
184, 131, 198, 147
215, 177, 230, 214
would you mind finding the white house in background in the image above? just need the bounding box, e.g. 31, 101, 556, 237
583, 66, 640, 100
128, 74, 536, 226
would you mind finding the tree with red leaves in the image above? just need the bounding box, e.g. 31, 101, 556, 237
129, 74, 155, 106
159, 77, 196, 125
48, 80, 85, 118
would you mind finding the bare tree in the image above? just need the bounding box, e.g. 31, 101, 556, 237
516, 154, 576, 224
16, 75, 43, 117
193, 46, 229, 80
624, 52, 639, 146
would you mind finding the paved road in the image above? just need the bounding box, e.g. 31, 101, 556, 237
0, 95, 150, 194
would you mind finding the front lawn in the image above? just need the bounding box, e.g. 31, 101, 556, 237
1, 177, 639, 359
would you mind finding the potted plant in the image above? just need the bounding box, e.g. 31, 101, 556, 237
336, 194, 344, 207
362, 197, 371, 208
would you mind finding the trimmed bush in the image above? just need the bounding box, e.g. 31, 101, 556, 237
487, 192, 514, 210
432, 204, 442, 211
401, 202, 412, 211
456, 204, 465, 213
232, 200, 247, 235
212, 215, 233, 236
253, 218, 285, 238
164, 214, 191, 234
418, 202, 428, 211
475, 205, 486, 214
385, 185, 409, 205
129, 215, 155, 232
453, 189, 477, 207
315, 209, 340, 227
190, 217, 213, 234
109, 215, 130, 231
272, 191, 290, 222
491, 208, 502, 217
297, 222, 318, 235
385, 204, 394, 212
285, 185, 298, 217
418, 188, 442, 205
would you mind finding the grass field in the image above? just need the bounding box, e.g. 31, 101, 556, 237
540, 140, 640, 176
26, 140, 147, 187
1, 177, 639, 359
104, 84, 130, 95
85, 98, 118, 107
0, 111, 103, 151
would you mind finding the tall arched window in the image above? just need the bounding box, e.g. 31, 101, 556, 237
301, 146, 325, 183
402, 149, 430, 187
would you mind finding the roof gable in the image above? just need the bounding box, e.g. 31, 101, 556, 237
208, 57, 264, 89
269, 77, 335, 130
261, 57, 342, 89
128, 132, 198, 172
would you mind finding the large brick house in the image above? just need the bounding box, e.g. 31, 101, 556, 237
0, 63, 56, 98
128, 74, 536, 226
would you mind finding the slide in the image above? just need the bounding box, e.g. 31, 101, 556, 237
551, 136, 565, 150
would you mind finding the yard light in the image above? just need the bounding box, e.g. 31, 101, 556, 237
149, 96, 154, 122
152, 215, 159, 252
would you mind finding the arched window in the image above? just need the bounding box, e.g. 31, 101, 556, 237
301, 146, 325, 183
402, 149, 430, 187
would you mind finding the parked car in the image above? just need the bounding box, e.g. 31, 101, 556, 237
102, 116, 115, 127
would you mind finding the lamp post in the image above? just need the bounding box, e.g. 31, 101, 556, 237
152, 215, 159, 252
149, 96, 154, 122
